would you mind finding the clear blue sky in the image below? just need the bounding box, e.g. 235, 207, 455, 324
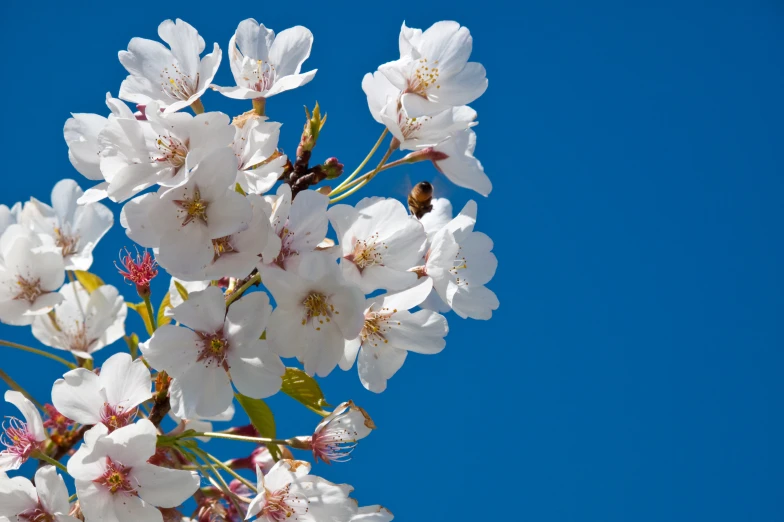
2, 1, 783, 520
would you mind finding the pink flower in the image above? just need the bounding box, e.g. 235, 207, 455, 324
116, 248, 158, 298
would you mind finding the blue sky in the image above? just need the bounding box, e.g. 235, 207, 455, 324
1, 1, 783, 520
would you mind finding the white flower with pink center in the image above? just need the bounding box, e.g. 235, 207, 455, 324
21, 179, 114, 271
0, 465, 80, 522
32, 282, 126, 359
246, 460, 356, 522
260, 185, 329, 270
295, 401, 376, 464
119, 19, 221, 114
68, 420, 199, 522
215, 19, 316, 101
0, 226, 64, 326
379, 21, 487, 118
0, 391, 46, 472
263, 254, 365, 378
340, 279, 448, 393
328, 197, 426, 294
120, 148, 252, 276
419, 200, 499, 320
141, 286, 284, 419
51, 353, 151, 431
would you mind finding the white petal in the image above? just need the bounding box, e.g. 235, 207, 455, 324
99, 353, 152, 411
170, 286, 226, 332
34, 466, 71, 515
4, 391, 44, 441
133, 463, 199, 508
51, 369, 106, 425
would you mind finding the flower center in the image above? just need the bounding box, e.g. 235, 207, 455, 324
302, 292, 335, 330
54, 227, 80, 257
174, 186, 209, 226
159, 63, 197, 101
13, 275, 43, 303
18, 504, 55, 522
396, 109, 430, 140
240, 58, 277, 93
0, 417, 40, 461
449, 247, 469, 287
99, 403, 136, 432
361, 308, 400, 347
348, 232, 385, 270
196, 330, 230, 368
154, 135, 189, 170
213, 236, 236, 258
95, 457, 136, 495
262, 486, 308, 522
404, 57, 440, 96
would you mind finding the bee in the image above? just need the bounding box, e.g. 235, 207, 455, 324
408, 181, 434, 218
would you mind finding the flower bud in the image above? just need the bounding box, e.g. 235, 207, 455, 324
322, 157, 344, 180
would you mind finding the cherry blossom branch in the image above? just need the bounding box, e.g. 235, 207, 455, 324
0, 367, 43, 409
49, 424, 89, 462
0, 340, 77, 369
331, 128, 389, 192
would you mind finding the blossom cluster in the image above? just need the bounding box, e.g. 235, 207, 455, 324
0, 17, 497, 522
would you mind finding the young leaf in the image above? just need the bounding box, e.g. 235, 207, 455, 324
235, 393, 281, 460
281, 368, 331, 415
124, 333, 140, 359
127, 302, 153, 336
73, 270, 104, 293
173, 280, 189, 301
157, 292, 172, 328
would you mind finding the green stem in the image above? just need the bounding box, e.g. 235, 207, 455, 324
190, 98, 205, 114
332, 128, 389, 192
190, 431, 292, 446
225, 273, 261, 307
188, 448, 247, 513
68, 493, 77, 503
329, 143, 398, 203
252, 98, 266, 116
34, 451, 68, 473
143, 295, 157, 332
0, 340, 76, 369
0, 367, 44, 409
201, 451, 257, 492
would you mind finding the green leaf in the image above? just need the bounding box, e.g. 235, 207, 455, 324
127, 302, 153, 336
235, 393, 281, 460
73, 271, 104, 293
157, 292, 172, 328
173, 280, 189, 301
124, 333, 140, 359
281, 368, 331, 415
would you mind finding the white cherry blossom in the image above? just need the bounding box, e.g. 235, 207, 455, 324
0, 203, 21, 240
119, 19, 221, 113
420, 200, 498, 319
361, 71, 477, 150
21, 179, 113, 270
51, 353, 151, 430
120, 148, 252, 275
141, 287, 284, 419
65, 93, 137, 204
418, 128, 491, 196
68, 420, 200, 522
233, 117, 287, 194
380, 21, 487, 117
0, 466, 80, 522
295, 401, 376, 464
0, 391, 45, 472
32, 282, 126, 358
215, 19, 316, 101
0, 226, 64, 326
341, 279, 448, 392
260, 185, 329, 269
98, 102, 234, 202
328, 197, 426, 293
246, 460, 357, 522
264, 254, 364, 377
